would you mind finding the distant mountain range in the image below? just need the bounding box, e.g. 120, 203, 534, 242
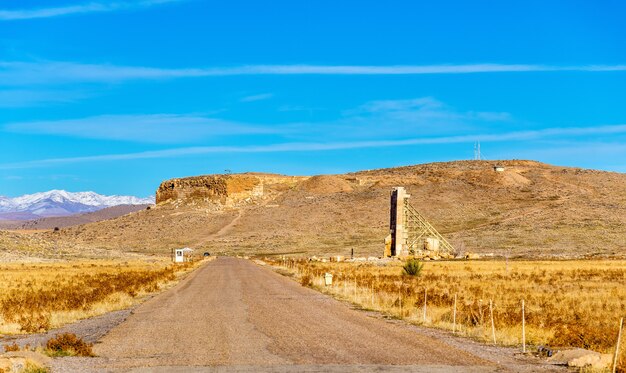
0, 190, 154, 220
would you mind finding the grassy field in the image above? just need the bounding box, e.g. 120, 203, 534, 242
0, 259, 200, 334
271, 258, 626, 371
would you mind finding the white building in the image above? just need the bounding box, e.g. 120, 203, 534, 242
173, 247, 193, 263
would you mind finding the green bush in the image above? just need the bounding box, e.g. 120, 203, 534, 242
403, 258, 424, 276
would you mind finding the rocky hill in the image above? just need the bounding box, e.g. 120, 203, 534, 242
2, 204, 151, 230
155, 173, 306, 205
3, 160, 625, 259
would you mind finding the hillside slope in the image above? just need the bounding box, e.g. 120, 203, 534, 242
1, 204, 151, 230
6, 160, 625, 259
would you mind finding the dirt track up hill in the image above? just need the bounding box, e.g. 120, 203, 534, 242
4, 160, 626, 259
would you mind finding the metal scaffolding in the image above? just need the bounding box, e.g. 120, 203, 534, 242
387, 186, 455, 257
403, 200, 455, 255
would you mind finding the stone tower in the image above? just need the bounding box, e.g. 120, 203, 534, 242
389, 187, 410, 257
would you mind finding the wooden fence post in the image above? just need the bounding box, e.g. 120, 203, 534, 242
613, 317, 624, 373
521, 299, 526, 353
423, 288, 428, 323
490, 299, 496, 345
453, 293, 457, 334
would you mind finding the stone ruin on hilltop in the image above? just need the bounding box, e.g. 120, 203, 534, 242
155, 174, 306, 207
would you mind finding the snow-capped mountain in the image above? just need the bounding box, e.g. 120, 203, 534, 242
0, 190, 154, 220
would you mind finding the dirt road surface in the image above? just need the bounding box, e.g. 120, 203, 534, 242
52, 258, 563, 372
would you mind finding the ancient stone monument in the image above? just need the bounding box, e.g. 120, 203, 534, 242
385, 187, 455, 258
155, 174, 305, 207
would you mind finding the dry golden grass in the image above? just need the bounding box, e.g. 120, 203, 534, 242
0, 259, 201, 334
273, 259, 626, 371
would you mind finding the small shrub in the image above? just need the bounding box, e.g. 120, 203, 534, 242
18, 313, 50, 333
4, 342, 20, 352
22, 363, 50, 373
45, 333, 94, 357
300, 274, 312, 287
550, 322, 617, 351
403, 258, 424, 276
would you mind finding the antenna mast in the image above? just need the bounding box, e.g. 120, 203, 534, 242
474, 141, 482, 160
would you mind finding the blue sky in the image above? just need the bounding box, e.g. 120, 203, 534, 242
1, 0, 625, 197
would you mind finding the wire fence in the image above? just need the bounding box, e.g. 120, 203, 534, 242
274, 258, 625, 371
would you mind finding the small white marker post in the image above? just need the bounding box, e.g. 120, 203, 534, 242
453, 293, 457, 334
521, 299, 526, 353
613, 317, 623, 373
490, 299, 496, 345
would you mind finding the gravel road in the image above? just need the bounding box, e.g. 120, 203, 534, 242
51, 257, 564, 372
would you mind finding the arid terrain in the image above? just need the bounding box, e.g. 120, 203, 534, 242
274, 258, 625, 367
0, 160, 624, 372
45, 258, 564, 372
2, 160, 624, 259
0, 260, 198, 334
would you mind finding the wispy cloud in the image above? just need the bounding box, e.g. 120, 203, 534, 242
2, 124, 625, 170
347, 97, 511, 122
315, 97, 512, 139
0, 89, 88, 107
1, 97, 506, 142
4, 114, 278, 143
0, 0, 182, 21
240, 93, 274, 102
1, 61, 626, 85
278, 105, 317, 112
